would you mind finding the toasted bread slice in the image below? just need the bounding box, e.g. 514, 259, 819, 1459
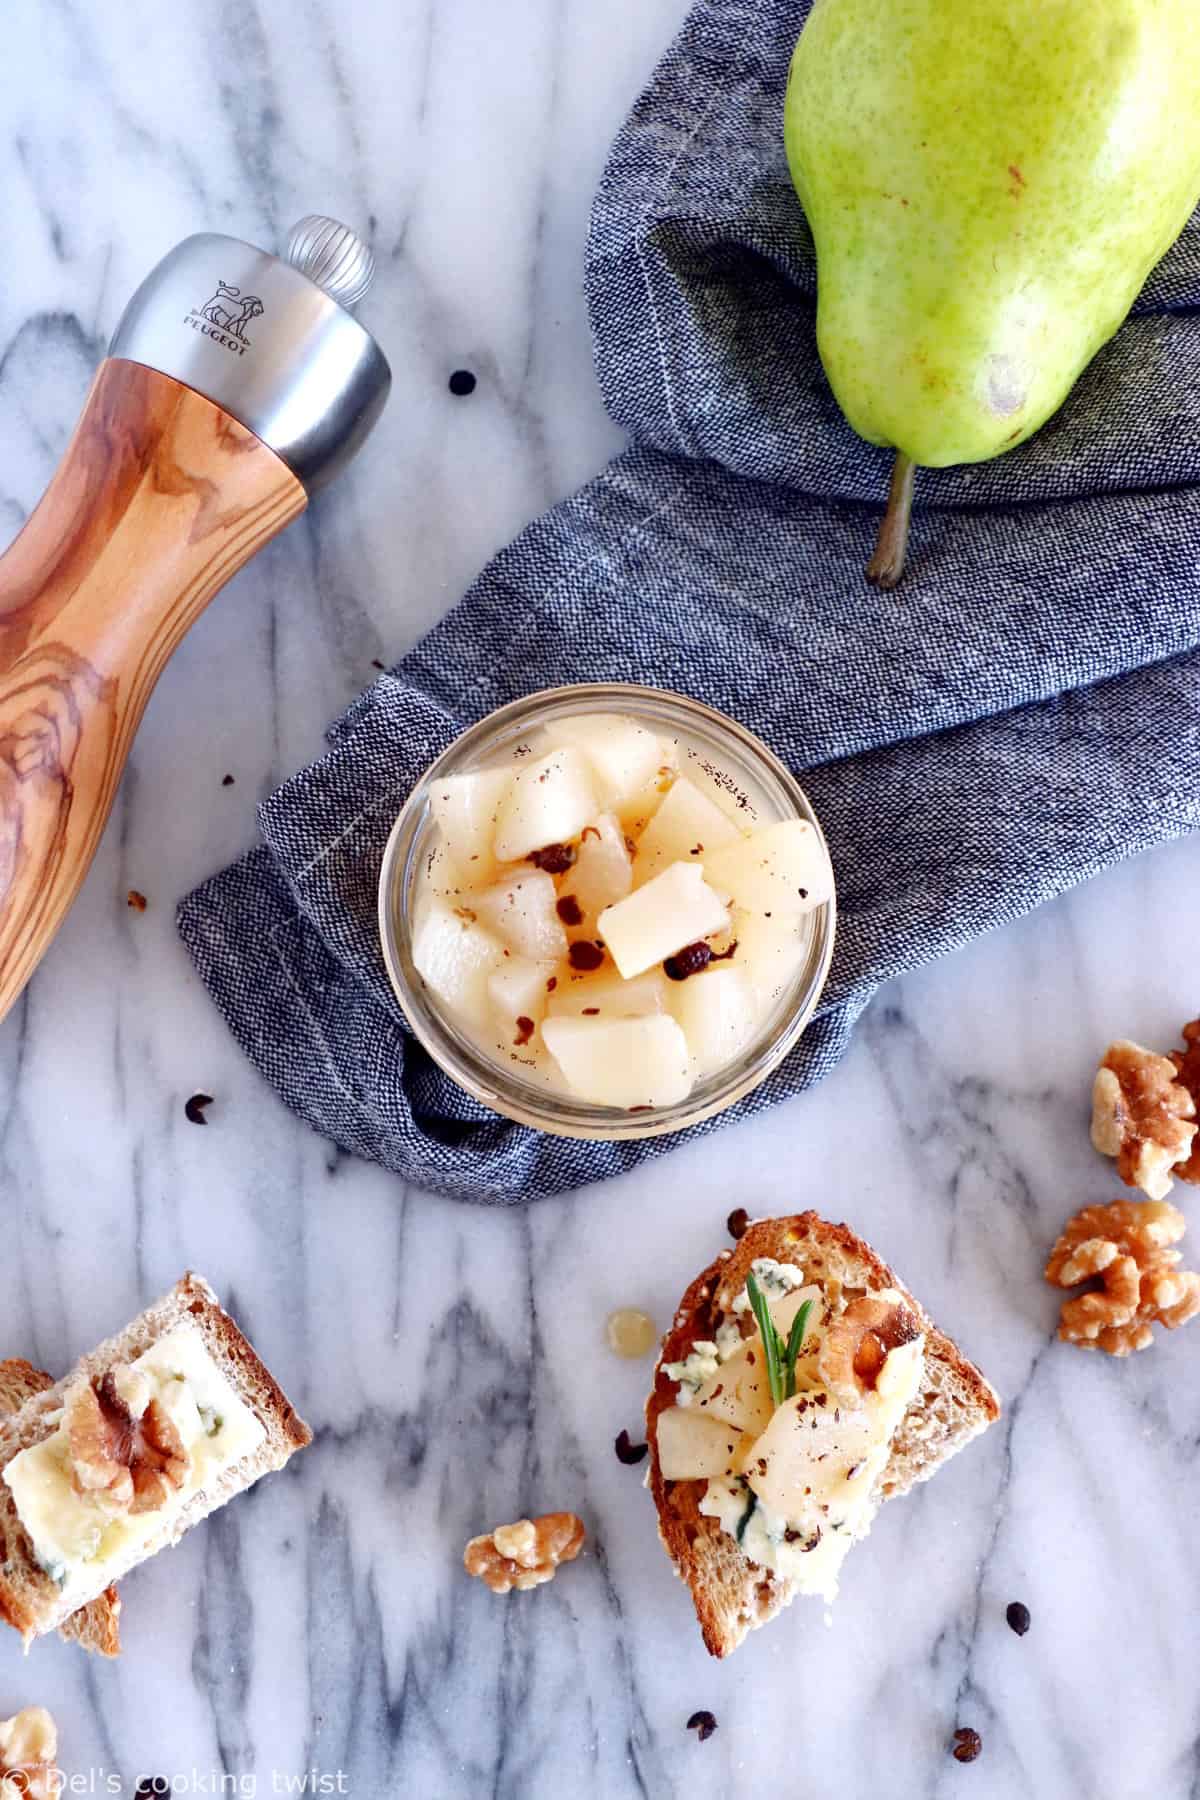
0, 1360, 122, 1656
0, 1362, 53, 1420
0, 1274, 311, 1644
646, 1213, 1000, 1658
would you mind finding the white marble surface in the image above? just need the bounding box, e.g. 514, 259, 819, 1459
1, 2, 1199, 1796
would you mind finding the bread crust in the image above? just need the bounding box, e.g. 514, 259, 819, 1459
645, 1213, 1000, 1658
0, 1274, 311, 1642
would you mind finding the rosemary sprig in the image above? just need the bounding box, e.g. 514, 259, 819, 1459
745, 1273, 814, 1409
783, 1299, 814, 1401
745, 1272, 784, 1407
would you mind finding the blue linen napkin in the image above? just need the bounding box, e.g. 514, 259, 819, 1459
179, 0, 1200, 1204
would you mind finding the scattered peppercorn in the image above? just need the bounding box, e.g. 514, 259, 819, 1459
221, 773, 235, 786
614, 1430, 648, 1466
556, 894, 584, 926
371, 659, 385, 672
448, 369, 477, 396
568, 941, 605, 972
664, 941, 712, 981
184, 1093, 214, 1125
582, 1007, 599, 1015
546, 976, 557, 992
127, 889, 147, 912
513, 1016, 535, 1047
687, 1711, 718, 1743
1006, 1601, 1031, 1637
951, 1728, 982, 1764
727, 1207, 750, 1240
529, 842, 576, 874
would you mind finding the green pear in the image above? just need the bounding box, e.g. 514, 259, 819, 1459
784, 0, 1200, 585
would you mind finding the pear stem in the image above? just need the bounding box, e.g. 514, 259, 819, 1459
867, 452, 917, 590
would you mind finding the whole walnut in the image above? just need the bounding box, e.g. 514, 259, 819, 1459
464, 1513, 585, 1594
0, 1707, 59, 1800
1046, 1198, 1200, 1356
1090, 1040, 1197, 1200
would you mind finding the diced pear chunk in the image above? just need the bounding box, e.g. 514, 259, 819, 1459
768, 1284, 822, 1334
479, 1034, 561, 1088
702, 819, 832, 917
474, 870, 568, 961
492, 747, 596, 862
411, 900, 505, 1026
656, 1407, 756, 1481
633, 776, 742, 886
541, 714, 663, 808
487, 956, 556, 1032
691, 1342, 773, 1438
745, 1391, 879, 1522
423, 841, 468, 903
685, 758, 761, 829
768, 1285, 824, 1389
667, 963, 756, 1077
558, 813, 633, 927
598, 862, 729, 981
615, 737, 679, 830
540, 1013, 692, 1108
746, 1339, 924, 1523
546, 968, 668, 1019
427, 766, 512, 883
729, 908, 809, 1009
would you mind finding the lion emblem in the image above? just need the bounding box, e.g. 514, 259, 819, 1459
198, 281, 265, 345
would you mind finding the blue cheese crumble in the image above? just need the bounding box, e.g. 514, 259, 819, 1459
730, 1259, 806, 1311
661, 1341, 720, 1403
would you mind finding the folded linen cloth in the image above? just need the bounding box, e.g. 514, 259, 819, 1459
179, 0, 1200, 1204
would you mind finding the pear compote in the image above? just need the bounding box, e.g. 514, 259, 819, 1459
402, 708, 831, 1115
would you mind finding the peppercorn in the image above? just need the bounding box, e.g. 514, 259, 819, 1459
528, 842, 576, 874
951, 1727, 982, 1764
664, 942, 712, 981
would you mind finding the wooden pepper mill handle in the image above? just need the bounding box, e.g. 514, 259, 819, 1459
0, 358, 307, 1021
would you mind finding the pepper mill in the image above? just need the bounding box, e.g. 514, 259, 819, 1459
0, 215, 390, 1021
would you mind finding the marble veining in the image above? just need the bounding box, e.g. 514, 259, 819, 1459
1, 2, 1199, 1797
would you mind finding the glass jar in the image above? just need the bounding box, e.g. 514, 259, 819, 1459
378, 683, 835, 1140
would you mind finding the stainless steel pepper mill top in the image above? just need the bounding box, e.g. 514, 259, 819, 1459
110, 212, 391, 489
0, 213, 392, 1021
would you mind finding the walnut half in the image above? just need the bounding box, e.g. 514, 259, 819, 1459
817, 1292, 922, 1404
65, 1368, 190, 1516
1090, 1039, 1197, 1200
464, 1513, 585, 1593
1046, 1199, 1200, 1355
0, 1707, 59, 1800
